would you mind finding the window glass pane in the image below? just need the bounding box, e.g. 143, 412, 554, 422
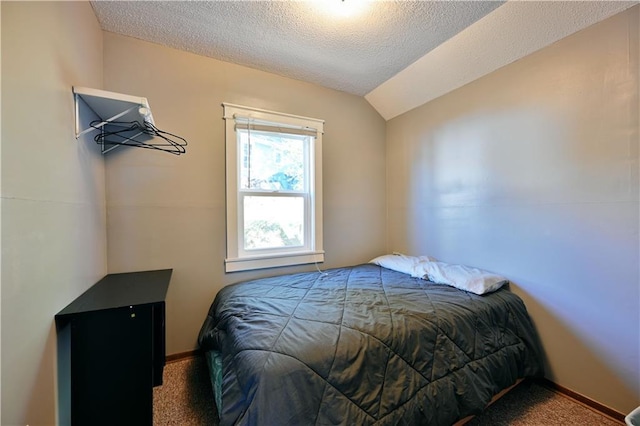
244, 196, 304, 250
239, 130, 306, 191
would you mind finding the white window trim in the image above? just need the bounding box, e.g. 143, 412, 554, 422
223, 103, 324, 272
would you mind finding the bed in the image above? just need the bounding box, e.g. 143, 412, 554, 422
198, 262, 543, 425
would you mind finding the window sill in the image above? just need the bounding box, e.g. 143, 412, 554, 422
225, 251, 325, 272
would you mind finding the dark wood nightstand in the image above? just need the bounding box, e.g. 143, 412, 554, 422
56, 269, 172, 426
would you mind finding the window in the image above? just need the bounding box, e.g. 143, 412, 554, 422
223, 103, 324, 272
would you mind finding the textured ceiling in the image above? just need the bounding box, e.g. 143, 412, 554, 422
90, 1, 638, 119
90, 0, 504, 96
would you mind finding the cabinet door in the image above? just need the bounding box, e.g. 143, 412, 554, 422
70, 305, 153, 426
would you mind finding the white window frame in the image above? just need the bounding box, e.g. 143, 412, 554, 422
223, 103, 324, 272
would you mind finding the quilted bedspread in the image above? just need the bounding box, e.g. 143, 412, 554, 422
198, 264, 543, 425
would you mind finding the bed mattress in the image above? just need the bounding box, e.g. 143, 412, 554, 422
198, 264, 543, 425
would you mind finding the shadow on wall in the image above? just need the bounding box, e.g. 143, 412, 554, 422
398, 106, 639, 411
512, 282, 639, 407
24, 323, 57, 424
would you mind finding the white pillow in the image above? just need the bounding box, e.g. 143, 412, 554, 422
418, 261, 508, 295
369, 253, 436, 277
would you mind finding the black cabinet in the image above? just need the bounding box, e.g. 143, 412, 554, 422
56, 269, 172, 426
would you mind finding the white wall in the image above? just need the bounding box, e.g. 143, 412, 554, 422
101, 32, 387, 355
1, 2, 106, 425
386, 6, 639, 414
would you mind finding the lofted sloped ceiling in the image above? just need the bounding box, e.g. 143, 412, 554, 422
90, 1, 504, 95
91, 1, 638, 120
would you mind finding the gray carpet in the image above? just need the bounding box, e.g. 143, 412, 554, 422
153, 356, 623, 425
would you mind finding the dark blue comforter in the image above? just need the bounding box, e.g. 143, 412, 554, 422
198, 264, 543, 425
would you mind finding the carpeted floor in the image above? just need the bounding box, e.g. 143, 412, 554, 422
153, 356, 623, 425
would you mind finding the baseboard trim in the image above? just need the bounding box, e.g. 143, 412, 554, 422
536, 378, 626, 423
166, 349, 203, 364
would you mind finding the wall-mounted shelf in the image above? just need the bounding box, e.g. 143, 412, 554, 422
73, 86, 187, 155
73, 86, 155, 154
74, 86, 154, 134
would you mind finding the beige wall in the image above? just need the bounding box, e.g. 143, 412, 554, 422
1, 2, 106, 425
386, 6, 639, 414
101, 32, 387, 354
